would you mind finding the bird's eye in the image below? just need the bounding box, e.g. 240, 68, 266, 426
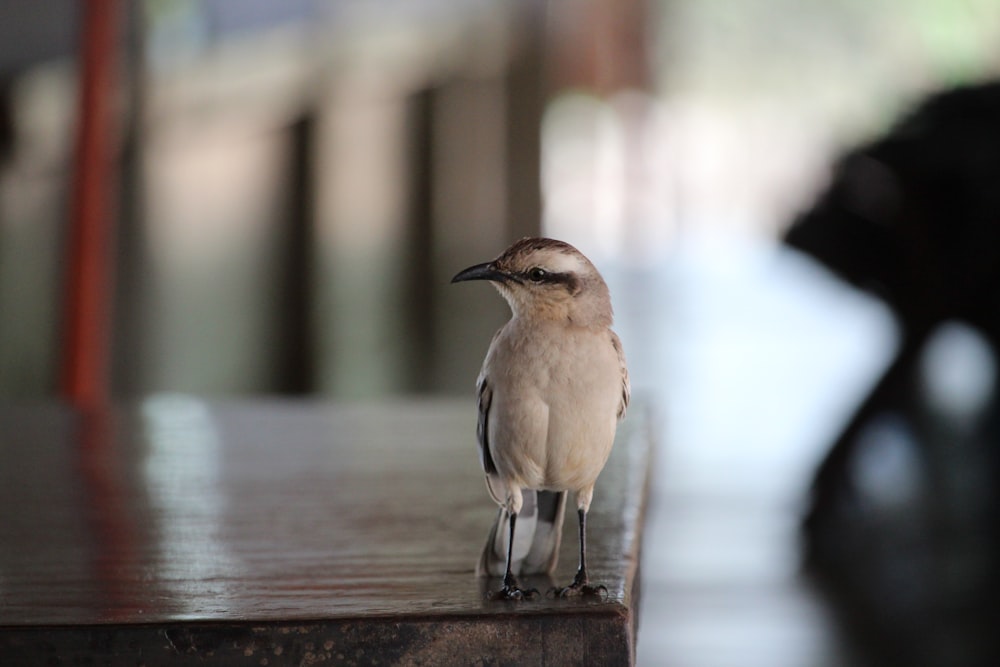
528, 267, 548, 282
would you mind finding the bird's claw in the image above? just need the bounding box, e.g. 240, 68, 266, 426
487, 585, 539, 601
548, 582, 609, 600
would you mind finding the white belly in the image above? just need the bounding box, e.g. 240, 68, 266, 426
486, 321, 621, 493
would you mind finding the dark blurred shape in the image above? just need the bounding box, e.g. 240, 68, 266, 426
274, 112, 318, 394
0, 0, 78, 74
785, 82, 1000, 666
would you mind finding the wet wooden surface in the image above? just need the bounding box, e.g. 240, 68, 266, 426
0, 398, 651, 665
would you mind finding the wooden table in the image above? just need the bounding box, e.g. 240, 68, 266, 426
0, 399, 651, 665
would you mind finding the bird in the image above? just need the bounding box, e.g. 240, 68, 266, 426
451, 237, 630, 601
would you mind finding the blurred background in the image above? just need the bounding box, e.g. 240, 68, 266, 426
3, 0, 1000, 665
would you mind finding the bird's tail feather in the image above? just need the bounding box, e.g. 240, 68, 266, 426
477, 490, 567, 577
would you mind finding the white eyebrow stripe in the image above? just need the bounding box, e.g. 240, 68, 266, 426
535, 252, 583, 274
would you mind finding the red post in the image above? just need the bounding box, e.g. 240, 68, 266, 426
62, 0, 120, 406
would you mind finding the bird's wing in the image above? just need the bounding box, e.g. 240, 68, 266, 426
611, 331, 631, 420
476, 372, 499, 476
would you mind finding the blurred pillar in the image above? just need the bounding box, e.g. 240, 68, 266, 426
549, 0, 651, 95
275, 112, 318, 394
402, 88, 435, 391
546, 0, 656, 259
426, 77, 511, 393
313, 81, 416, 398
62, 0, 121, 406
504, 0, 547, 242
112, 2, 148, 396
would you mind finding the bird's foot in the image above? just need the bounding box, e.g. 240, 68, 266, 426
549, 583, 608, 599
487, 573, 539, 601
548, 572, 608, 599
487, 584, 539, 601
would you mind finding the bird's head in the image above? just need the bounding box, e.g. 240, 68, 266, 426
451, 237, 613, 326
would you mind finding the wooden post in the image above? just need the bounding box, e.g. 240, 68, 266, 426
62, 0, 120, 406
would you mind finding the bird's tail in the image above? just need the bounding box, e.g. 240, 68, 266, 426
477, 490, 567, 577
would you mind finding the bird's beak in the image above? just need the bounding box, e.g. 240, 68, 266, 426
451, 261, 512, 284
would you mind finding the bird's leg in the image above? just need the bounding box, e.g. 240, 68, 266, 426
488, 511, 538, 601
553, 509, 608, 598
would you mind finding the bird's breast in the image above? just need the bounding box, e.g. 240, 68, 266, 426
486, 321, 621, 491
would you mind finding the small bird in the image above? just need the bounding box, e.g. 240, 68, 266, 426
452, 237, 630, 600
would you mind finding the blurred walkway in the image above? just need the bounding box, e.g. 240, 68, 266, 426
605, 233, 897, 666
